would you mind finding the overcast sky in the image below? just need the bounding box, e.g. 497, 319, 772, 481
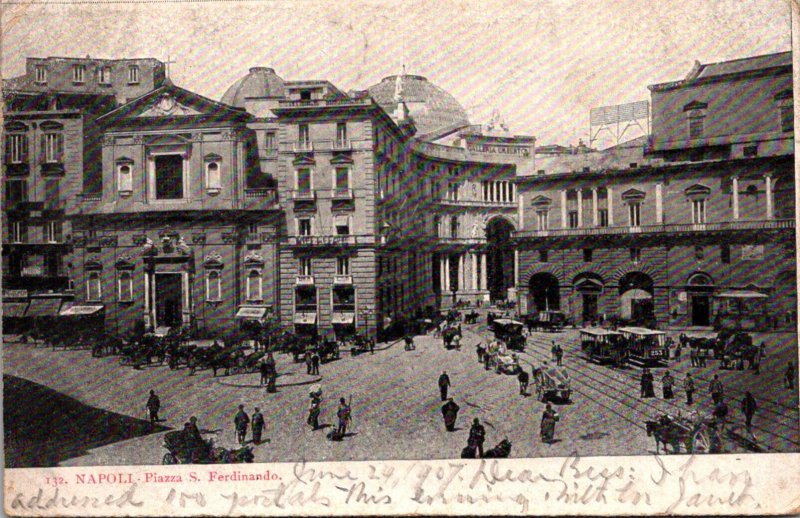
2, 0, 792, 148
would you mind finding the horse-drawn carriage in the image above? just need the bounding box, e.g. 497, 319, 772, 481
718, 330, 757, 370
524, 311, 566, 333
644, 413, 719, 454
532, 365, 571, 402
580, 328, 627, 366
161, 430, 254, 465
224, 350, 266, 375
485, 341, 521, 374
680, 331, 720, 359
619, 327, 668, 365
491, 319, 526, 351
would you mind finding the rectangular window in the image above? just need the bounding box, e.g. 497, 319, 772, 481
336, 123, 347, 147
721, 244, 731, 264
295, 286, 317, 311
118, 272, 133, 302
248, 223, 259, 238
99, 66, 112, 85
298, 124, 310, 147
10, 221, 27, 243
583, 249, 593, 262
689, 117, 704, 139
781, 105, 794, 133
35, 65, 47, 84
598, 209, 609, 227
336, 256, 350, 276
6, 180, 28, 202
743, 145, 758, 158
128, 65, 140, 84
332, 285, 355, 311
628, 203, 641, 227
298, 257, 312, 276
334, 167, 350, 193
264, 132, 276, 151
298, 218, 312, 236
630, 247, 641, 263
692, 199, 706, 224
536, 211, 549, 231
246, 270, 263, 301
539, 250, 548, 263
334, 215, 350, 236
87, 272, 102, 301
154, 154, 184, 199
118, 164, 133, 194
72, 64, 86, 83
42, 133, 64, 163
568, 211, 579, 228
296, 168, 312, 194
43, 221, 62, 243
5, 134, 28, 164
206, 271, 222, 301
447, 183, 459, 201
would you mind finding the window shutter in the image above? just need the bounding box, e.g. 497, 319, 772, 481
40, 134, 46, 162
56, 133, 64, 162
21, 135, 28, 163
3, 136, 10, 164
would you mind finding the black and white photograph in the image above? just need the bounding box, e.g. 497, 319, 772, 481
3, 0, 799, 515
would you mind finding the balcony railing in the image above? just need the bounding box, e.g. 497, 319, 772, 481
333, 275, 353, 285
285, 235, 377, 247
291, 190, 316, 201
437, 237, 488, 246
296, 275, 315, 285
437, 198, 516, 208
79, 192, 102, 202
514, 218, 795, 240
331, 139, 351, 151
293, 141, 314, 153
259, 148, 279, 159
244, 188, 277, 202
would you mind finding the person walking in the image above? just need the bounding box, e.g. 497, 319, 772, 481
308, 388, 322, 430
741, 391, 757, 441
684, 373, 695, 405
251, 407, 265, 445
259, 361, 269, 385
311, 350, 320, 375
476, 342, 485, 363
468, 418, 486, 458
661, 371, 675, 400
234, 405, 250, 445
146, 390, 161, 424
550, 341, 558, 362
689, 347, 697, 367
518, 368, 530, 396
441, 398, 460, 432
304, 350, 313, 375
438, 371, 451, 401
336, 398, 351, 438
540, 403, 559, 443
710, 374, 723, 405
554, 344, 563, 366
713, 398, 729, 437
641, 368, 655, 398
404, 335, 414, 351
785, 361, 795, 389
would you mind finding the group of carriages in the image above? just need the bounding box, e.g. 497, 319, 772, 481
679, 329, 758, 369
580, 326, 670, 367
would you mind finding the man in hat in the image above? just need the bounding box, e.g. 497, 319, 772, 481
438, 371, 451, 401
661, 371, 675, 399
336, 398, 352, 437
518, 368, 530, 396
741, 391, 758, 440
684, 372, 695, 405
311, 350, 320, 375
234, 405, 250, 445
308, 388, 322, 430
146, 390, 161, 424
468, 418, 486, 458
251, 407, 265, 445
441, 398, 460, 432
710, 374, 723, 405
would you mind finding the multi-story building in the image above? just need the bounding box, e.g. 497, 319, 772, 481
515, 52, 795, 330
2, 57, 164, 328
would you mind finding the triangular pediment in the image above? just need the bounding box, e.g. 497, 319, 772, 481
621, 188, 646, 200
531, 195, 552, 207
685, 183, 711, 197
97, 83, 250, 126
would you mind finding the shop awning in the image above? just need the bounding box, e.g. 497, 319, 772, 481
715, 291, 768, 299
25, 298, 62, 317
331, 312, 355, 325
59, 305, 104, 316
235, 306, 269, 319
3, 301, 29, 318
625, 289, 653, 300
294, 312, 317, 325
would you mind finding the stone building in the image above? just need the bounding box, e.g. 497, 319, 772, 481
2, 57, 164, 328
515, 52, 795, 330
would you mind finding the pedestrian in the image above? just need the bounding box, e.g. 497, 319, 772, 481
187, 416, 202, 443
550, 341, 558, 362
308, 388, 322, 430
369, 338, 374, 354
712, 398, 729, 437
710, 374, 723, 405
234, 405, 250, 445
641, 368, 655, 398
741, 391, 757, 440
453, 332, 461, 351
251, 407, 265, 445
305, 350, 313, 375
786, 361, 795, 389
265, 352, 276, 375
441, 398, 460, 431
554, 344, 563, 366
540, 403, 559, 443
404, 335, 414, 351
146, 390, 161, 424
675, 342, 682, 361
684, 373, 695, 405
661, 371, 675, 399
259, 360, 269, 385
518, 368, 530, 396
468, 418, 486, 458
476, 342, 485, 363
311, 350, 320, 375
438, 371, 451, 401
336, 398, 351, 437
699, 350, 707, 367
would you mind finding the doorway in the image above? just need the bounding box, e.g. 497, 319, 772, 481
155, 273, 183, 328
691, 295, 711, 326
582, 293, 599, 324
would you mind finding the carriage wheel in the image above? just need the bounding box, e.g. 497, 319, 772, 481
162, 453, 178, 465
691, 429, 710, 454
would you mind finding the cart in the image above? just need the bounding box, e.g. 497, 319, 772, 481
524, 311, 566, 332
580, 328, 627, 366
161, 431, 254, 464
619, 327, 668, 365
644, 413, 718, 454
532, 365, 571, 402
492, 318, 526, 351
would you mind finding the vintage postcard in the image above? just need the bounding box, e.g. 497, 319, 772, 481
2, 0, 799, 515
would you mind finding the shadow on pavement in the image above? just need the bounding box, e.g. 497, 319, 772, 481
4, 375, 171, 468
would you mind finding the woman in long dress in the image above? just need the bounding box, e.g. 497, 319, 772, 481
441, 398, 460, 431
540, 403, 558, 443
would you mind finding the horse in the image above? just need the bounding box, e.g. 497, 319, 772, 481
644, 417, 690, 454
